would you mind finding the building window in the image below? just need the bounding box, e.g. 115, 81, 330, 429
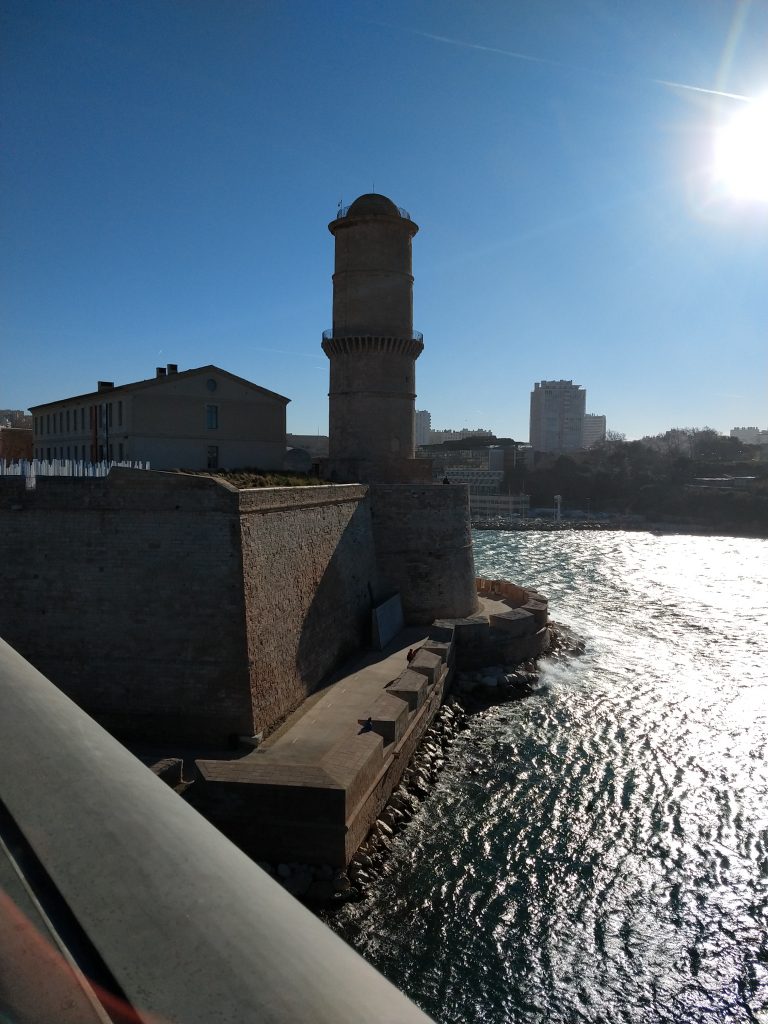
108, 444, 113, 460
118, 400, 123, 426
59, 411, 63, 432
66, 409, 70, 431
98, 406, 103, 428
207, 445, 219, 469
118, 442, 124, 460
206, 404, 219, 429
108, 403, 113, 426
46, 448, 51, 460
81, 407, 85, 431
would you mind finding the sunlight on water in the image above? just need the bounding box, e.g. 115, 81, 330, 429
330, 531, 768, 1024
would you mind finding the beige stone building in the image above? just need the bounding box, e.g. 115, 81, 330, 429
30, 364, 289, 470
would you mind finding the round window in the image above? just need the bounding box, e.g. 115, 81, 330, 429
206, 378, 217, 392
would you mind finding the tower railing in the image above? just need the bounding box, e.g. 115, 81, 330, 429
335, 204, 412, 221
323, 329, 423, 342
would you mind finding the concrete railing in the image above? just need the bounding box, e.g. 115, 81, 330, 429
0, 637, 434, 1024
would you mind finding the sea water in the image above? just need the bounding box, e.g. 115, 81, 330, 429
330, 530, 768, 1023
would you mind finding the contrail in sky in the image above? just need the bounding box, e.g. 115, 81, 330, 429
651, 78, 751, 101
393, 26, 753, 103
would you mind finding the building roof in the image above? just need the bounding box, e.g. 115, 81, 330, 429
29, 365, 290, 411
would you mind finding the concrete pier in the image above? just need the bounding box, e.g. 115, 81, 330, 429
195, 624, 454, 866
194, 578, 549, 869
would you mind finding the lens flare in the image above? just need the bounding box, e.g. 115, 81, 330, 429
713, 94, 768, 201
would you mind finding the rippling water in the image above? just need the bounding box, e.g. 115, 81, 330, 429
330, 531, 768, 1023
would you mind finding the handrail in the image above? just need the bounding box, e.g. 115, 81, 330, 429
323, 329, 423, 342
0, 638, 434, 1024
335, 204, 411, 221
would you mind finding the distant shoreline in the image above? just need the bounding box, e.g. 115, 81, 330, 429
471, 519, 768, 540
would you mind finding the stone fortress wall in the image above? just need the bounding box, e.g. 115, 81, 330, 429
370, 483, 478, 623
0, 471, 378, 743
0, 469, 477, 746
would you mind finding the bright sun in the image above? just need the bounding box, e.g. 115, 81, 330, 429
713, 94, 768, 202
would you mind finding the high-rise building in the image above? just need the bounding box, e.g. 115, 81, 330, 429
582, 413, 606, 448
529, 380, 586, 453
415, 410, 431, 446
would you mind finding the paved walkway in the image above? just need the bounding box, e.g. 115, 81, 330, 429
254, 626, 430, 764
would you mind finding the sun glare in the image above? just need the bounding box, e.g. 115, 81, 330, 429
713, 94, 768, 201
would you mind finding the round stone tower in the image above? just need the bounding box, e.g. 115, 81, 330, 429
322, 194, 427, 482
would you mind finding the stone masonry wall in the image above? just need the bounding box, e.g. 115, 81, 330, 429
369, 483, 479, 623
0, 470, 251, 743
237, 485, 380, 733
0, 473, 380, 745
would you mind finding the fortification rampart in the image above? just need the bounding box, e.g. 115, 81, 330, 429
370, 483, 479, 623
1, 470, 479, 746
0, 471, 378, 744
237, 482, 379, 732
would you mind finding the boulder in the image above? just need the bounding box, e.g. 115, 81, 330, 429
333, 871, 351, 893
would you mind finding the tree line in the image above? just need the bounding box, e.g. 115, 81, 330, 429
506, 428, 767, 534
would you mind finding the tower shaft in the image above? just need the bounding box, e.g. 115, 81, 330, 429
322, 194, 426, 481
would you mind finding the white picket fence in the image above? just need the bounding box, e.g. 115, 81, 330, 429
0, 458, 150, 482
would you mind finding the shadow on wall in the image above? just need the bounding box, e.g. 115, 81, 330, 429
241, 492, 382, 734
296, 501, 380, 682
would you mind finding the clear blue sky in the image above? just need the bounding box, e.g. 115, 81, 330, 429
3, 0, 767, 440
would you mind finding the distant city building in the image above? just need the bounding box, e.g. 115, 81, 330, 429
428, 426, 493, 444
529, 380, 586, 453
30, 364, 289, 471
731, 426, 768, 445
582, 413, 607, 448
286, 433, 329, 458
470, 493, 530, 520
415, 410, 432, 447
444, 467, 504, 494
0, 409, 32, 429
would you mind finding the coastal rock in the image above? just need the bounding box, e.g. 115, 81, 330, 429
333, 871, 351, 893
